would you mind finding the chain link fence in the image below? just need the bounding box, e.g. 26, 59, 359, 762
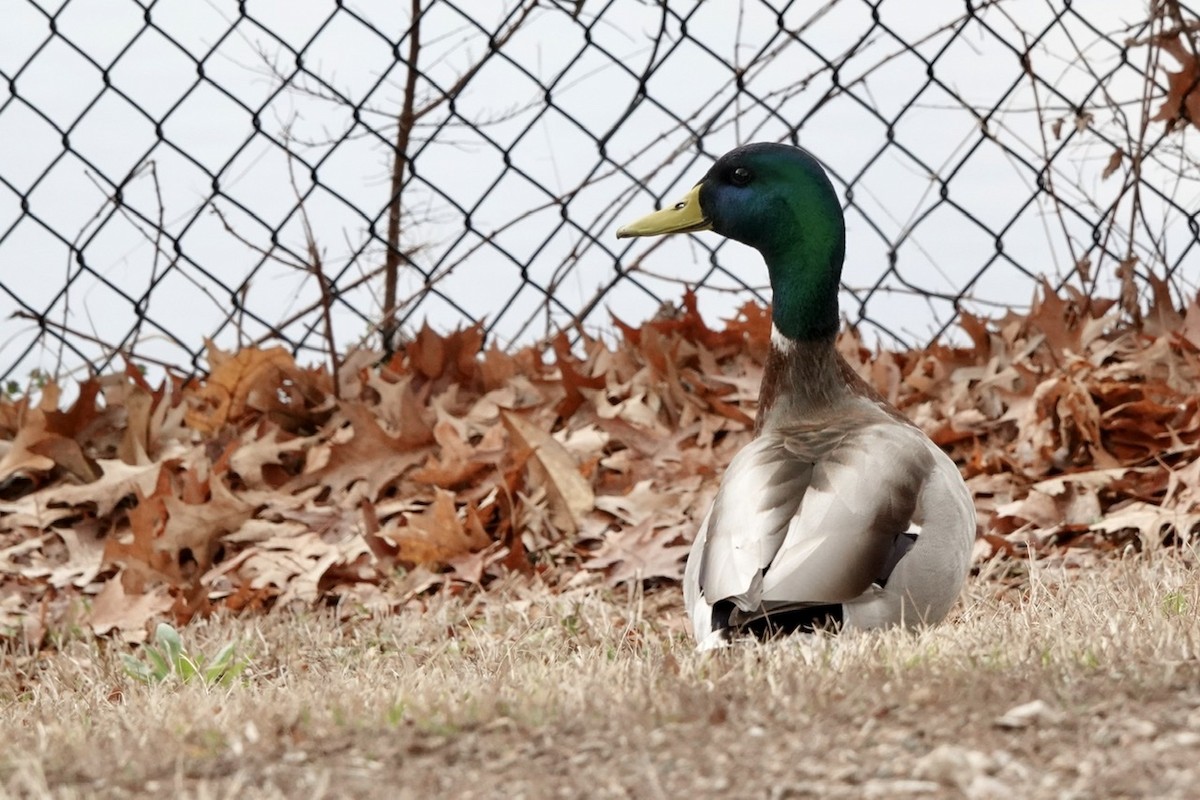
1, 0, 1198, 386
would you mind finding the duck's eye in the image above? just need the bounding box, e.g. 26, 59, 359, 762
730, 167, 752, 186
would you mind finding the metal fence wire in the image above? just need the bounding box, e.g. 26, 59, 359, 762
1, 0, 1198, 385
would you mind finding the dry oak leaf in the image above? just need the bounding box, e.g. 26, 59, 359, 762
1152, 33, 1200, 132
41, 378, 105, 439
228, 425, 319, 490
994, 484, 1101, 533
157, 478, 255, 577
0, 458, 164, 529
407, 322, 450, 380
409, 417, 491, 489
288, 403, 431, 499
549, 332, 607, 420
13, 522, 106, 589
201, 517, 307, 584
118, 382, 155, 465
362, 373, 437, 447
1101, 149, 1123, 180
384, 488, 491, 567
1091, 501, 1200, 544
0, 404, 98, 485
335, 347, 379, 402
721, 299, 773, 357
595, 389, 669, 434
584, 519, 690, 585
87, 573, 175, 642
594, 478, 685, 528
185, 343, 297, 434
203, 518, 368, 605
49, 524, 107, 588
59, 457, 166, 516
501, 408, 594, 534
1006, 372, 1117, 472
103, 469, 252, 585
446, 540, 508, 585
1181, 293, 1200, 350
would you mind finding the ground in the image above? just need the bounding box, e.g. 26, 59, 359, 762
4, 554, 1200, 799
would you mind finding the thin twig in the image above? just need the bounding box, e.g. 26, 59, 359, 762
282, 126, 341, 389
381, 0, 424, 351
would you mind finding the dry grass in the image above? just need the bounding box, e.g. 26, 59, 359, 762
4, 553, 1200, 799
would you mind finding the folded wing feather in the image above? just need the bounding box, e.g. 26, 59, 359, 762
697, 415, 935, 616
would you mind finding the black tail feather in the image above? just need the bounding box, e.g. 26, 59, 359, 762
712, 600, 843, 641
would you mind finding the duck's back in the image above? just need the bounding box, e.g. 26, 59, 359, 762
685, 401, 975, 645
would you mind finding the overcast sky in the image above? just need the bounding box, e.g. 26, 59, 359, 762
1, 0, 1195, 385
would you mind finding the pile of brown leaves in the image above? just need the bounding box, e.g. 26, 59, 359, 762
851, 282, 1200, 560
2, 285, 1199, 644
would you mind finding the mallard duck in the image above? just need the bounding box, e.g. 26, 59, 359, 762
617, 143, 976, 649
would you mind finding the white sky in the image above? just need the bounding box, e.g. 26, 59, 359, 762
0, 0, 1196, 384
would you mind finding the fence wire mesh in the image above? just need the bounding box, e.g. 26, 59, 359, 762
1, 0, 1198, 386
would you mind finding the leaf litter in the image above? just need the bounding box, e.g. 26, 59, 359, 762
3, 284, 1200, 644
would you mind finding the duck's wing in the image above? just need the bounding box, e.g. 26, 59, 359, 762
694, 414, 937, 620
840, 439, 976, 629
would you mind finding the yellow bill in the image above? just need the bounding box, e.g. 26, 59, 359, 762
616, 184, 711, 238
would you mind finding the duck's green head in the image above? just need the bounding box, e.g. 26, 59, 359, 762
617, 143, 845, 341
